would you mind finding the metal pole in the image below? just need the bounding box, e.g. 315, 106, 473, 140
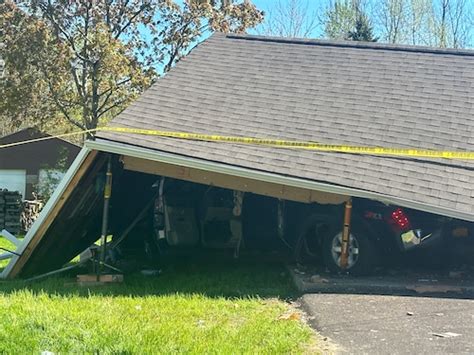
98, 155, 113, 279
340, 198, 352, 270
24, 260, 88, 283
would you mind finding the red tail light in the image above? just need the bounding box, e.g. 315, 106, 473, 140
391, 208, 411, 229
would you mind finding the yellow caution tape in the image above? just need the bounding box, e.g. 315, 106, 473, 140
0, 129, 98, 149
100, 126, 474, 160
1, 125, 474, 161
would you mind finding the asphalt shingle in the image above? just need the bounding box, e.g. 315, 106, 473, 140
98, 33, 474, 218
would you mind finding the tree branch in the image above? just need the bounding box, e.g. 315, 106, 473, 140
114, 2, 151, 39
96, 77, 132, 114
97, 99, 128, 119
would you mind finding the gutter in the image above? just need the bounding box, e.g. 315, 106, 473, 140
86, 139, 474, 223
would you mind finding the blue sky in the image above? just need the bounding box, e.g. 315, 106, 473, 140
250, 0, 473, 47
151, 0, 472, 73
251, 0, 324, 37
164, 1, 473, 47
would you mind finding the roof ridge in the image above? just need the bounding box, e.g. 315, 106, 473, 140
226, 34, 474, 57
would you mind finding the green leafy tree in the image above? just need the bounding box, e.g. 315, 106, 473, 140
324, 1, 376, 42
1, 1, 263, 137
152, 1, 264, 72
0, 3, 63, 135
36, 147, 69, 203
25, 0, 159, 135
323, 0, 358, 40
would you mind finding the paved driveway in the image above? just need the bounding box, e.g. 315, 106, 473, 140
300, 294, 474, 354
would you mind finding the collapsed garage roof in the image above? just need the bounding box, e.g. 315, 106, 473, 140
97, 33, 474, 218
2, 33, 474, 279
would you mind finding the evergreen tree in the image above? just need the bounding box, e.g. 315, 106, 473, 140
348, 12, 378, 41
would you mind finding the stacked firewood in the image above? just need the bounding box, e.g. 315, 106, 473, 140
21, 197, 44, 232
0, 190, 22, 235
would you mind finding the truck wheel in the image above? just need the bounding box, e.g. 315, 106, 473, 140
322, 225, 376, 275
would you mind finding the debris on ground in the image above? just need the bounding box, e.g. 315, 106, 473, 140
432, 332, 462, 338
288, 264, 474, 296
140, 269, 161, 276
76, 274, 124, 286
406, 285, 463, 294
278, 312, 302, 321
293, 268, 306, 275
309, 275, 329, 283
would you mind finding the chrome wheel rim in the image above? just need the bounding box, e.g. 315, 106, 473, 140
331, 232, 359, 269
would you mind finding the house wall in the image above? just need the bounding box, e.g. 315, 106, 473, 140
0, 128, 81, 199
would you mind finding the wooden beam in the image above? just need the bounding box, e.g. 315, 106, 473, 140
8, 150, 99, 278
122, 156, 348, 205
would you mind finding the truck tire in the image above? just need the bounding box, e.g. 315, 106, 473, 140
322, 223, 376, 275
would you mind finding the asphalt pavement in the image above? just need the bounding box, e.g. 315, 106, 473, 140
300, 294, 474, 354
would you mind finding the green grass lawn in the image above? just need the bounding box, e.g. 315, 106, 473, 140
0, 259, 321, 353
0, 236, 18, 271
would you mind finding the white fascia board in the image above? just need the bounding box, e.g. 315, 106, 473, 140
1, 147, 92, 279
86, 139, 474, 222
